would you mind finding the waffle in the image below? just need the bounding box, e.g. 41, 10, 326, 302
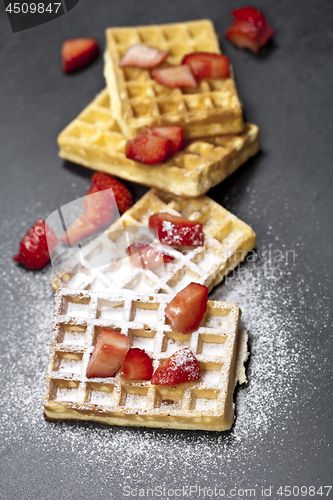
44, 288, 248, 431
58, 89, 259, 198
104, 20, 244, 139
52, 189, 256, 295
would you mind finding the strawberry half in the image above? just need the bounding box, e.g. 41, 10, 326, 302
60, 214, 97, 246
125, 134, 170, 164
83, 185, 115, 228
225, 7, 274, 53
86, 328, 130, 378
126, 242, 174, 269
142, 126, 183, 155
13, 219, 58, 270
119, 44, 169, 69
165, 282, 208, 334
148, 212, 204, 247
151, 348, 200, 385
120, 348, 154, 380
182, 52, 230, 79
151, 65, 197, 88
90, 172, 134, 213
61, 38, 99, 73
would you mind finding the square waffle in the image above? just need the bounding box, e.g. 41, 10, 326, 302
58, 89, 260, 198
44, 288, 248, 431
52, 189, 256, 295
104, 20, 244, 139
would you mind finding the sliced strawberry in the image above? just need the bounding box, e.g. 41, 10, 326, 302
151, 348, 200, 385
86, 328, 130, 378
119, 44, 169, 69
83, 185, 114, 228
182, 52, 230, 79
151, 65, 197, 88
60, 214, 97, 245
231, 6, 275, 44
142, 126, 183, 155
125, 134, 170, 164
120, 348, 154, 380
165, 282, 208, 335
61, 38, 99, 73
126, 242, 174, 269
148, 212, 204, 247
13, 219, 58, 270
90, 172, 134, 213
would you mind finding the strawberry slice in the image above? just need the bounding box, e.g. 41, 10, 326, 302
83, 185, 115, 228
60, 214, 97, 245
90, 172, 134, 213
225, 7, 274, 53
119, 44, 169, 69
126, 242, 174, 269
120, 348, 154, 380
61, 38, 99, 73
182, 53, 230, 79
125, 134, 170, 164
13, 219, 58, 270
86, 328, 130, 378
165, 282, 208, 334
148, 212, 204, 247
142, 126, 183, 155
151, 65, 197, 88
151, 348, 200, 385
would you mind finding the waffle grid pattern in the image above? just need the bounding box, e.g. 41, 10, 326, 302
58, 89, 260, 197
52, 190, 256, 296
104, 20, 244, 138
44, 289, 244, 431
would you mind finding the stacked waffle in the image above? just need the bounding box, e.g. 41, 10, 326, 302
45, 20, 259, 431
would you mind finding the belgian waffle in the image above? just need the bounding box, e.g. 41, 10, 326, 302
58, 89, 259, 198
52, 189, 256, 295
104, 20, 244, 139
44, 288, 248, 431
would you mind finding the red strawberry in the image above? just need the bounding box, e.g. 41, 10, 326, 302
182, 52, 230, 79
83, 185, 114, 228
90, 172, 134, 213
60, 214, 97, 246
126, 242, 174, 269
86, 328, 130, 378
151, 348, 200, 385
125, 134, 170, 165
151, 65, 197, 88
119, 44, 169, 69
120, 348, 154, 380
164, 282, 208, 334
61, 38, 99, 73
225, 7, 274, 53
142, 126, 183, 155
13, 219, 58, 270
148, 212, 204, 247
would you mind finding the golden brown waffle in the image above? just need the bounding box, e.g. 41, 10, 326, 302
58, 89, 260, 198
44, 288, 248, 431
104, 20, 244, 139
52, 189, 256, 295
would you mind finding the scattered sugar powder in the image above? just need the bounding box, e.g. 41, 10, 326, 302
0, 214, 331, 491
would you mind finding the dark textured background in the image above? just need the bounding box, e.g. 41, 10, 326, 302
0, 1, 332, 498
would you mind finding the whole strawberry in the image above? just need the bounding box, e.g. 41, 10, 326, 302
13, 219, 58, 270
90, 172, 134, 213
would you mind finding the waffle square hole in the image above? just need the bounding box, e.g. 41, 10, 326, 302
92, 132, 123, 149
190, 388, 219, 411
157, 100, 182, 115
67, 124, 96, 141
166, 267, 202, 294
195, 248, 222, 272
211, 92, 230, 108
65, 297, 91, 318
197, 333, 226, 356
161, 331, 191, 355
129, 328, 157, 352
57, 324, 86, 346
127, 83, 155, 99
187, 23, 213, 39
199, 362, 223, 384
80, 109, 111, 126
131, 301, 159, 324
168, 42, 192, 59
138, 28, 161, 44
120, 386, 149, 409
87, 382, 114, 405
131, 101, 152, 118
97, 299, 125, 321
50, 379, 80, 403
154, 386, 183, 410
112, 29, 138, 45
204, 305, 233, 329
162, 26, 185, 41
54, 352, 83, 375
123, 67, 149, 82
125, 273, 159, 294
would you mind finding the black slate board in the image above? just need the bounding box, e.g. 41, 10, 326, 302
0, 1, 332, 499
